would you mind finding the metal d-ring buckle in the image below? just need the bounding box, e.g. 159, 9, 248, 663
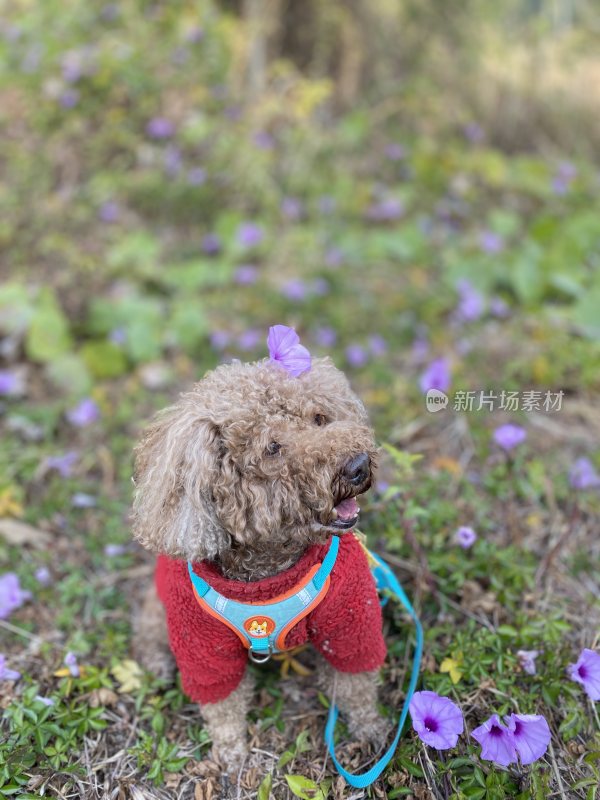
249, 641, 273, 664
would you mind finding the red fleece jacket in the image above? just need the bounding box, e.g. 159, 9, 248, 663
155, 533, 387, 704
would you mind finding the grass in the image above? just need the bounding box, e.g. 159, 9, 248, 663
1, 2, 600, 798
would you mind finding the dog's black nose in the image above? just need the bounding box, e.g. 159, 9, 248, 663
343, 453, 370, 486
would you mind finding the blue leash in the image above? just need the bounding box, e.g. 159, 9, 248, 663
324, 551, 424, 788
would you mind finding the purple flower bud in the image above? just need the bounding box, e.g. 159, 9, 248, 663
281, 279, 308, 302
210, 330, 231, 350
35, 567, 52, 586
569, 457, 600, 490
0, 654, 20, 681
66, 398, 100, 427
384, 143, 405, 161
517, 649, 539, 676
366, 197, 404, 222
419, 358, 451, 394
71, 493, 96, 508
455, 279, 485, 323
0, 573, 32, 619
187, 167, 207, 186
201, 233, 221, 256
44, 451, 79, 478
368, 334, 387, 357
479, 230, 504, 254
104, 543, 127, 557
146, 117, 175, 139
345, 344, 368, 368
59, 89, 79, 109
454, 526, 477, 549
99, 201, 120, 223
0, 369, 21, 396
234, 265, 259, 285
464, 122, 484, 143
324, 247, 343, 267
281, 197, 303, 221
237, 329, 261, 351
315, 327, 337, 348
237, 222, 263, 249
493, 423, 527, 451
64, 651, 79, 678
253, 131, 274, 150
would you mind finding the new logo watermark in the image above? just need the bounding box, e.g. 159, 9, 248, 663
425, 390, 564, 413
426, 389, 449, 413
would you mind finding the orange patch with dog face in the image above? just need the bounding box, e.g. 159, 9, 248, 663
244, 617, 275, 637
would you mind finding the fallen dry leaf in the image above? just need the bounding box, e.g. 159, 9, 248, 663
0, 518, 51, 547
111, 659, 143, 693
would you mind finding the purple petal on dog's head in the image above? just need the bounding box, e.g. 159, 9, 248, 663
267, 325, 311, 377
504, 714, 550, 765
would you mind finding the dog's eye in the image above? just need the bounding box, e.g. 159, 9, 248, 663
266, 441, 281, 456
314, 414, 328, 427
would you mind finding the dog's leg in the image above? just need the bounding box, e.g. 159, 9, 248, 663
201, 672, 254, 775
132, 581, 175, 682
329, 668, 390, 745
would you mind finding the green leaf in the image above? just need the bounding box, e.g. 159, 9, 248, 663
80, 341, 128, 379
285, 774, 324, 800
45, 353, 92, 395
257, 772, 272, 800
25, 289, 72, 363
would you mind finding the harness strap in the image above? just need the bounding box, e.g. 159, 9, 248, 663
324, 551, 423, 788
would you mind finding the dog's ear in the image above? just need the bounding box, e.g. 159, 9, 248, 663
131, 390, 229, 561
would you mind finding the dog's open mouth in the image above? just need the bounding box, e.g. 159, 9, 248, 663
328, 496, 361, 531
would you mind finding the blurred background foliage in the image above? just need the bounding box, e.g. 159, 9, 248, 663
0, 0, 599, 412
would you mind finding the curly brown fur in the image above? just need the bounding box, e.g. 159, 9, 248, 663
132, 356, 377, 580
132, 354, 386, 771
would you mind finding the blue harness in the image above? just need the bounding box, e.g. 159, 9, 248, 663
187, 536, 423, 788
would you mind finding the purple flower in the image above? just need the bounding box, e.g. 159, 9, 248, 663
0, 369, 19, 395
311, 278, 330, 296
64, 651, 79, 678
146, 117, 175, 139
324, 247, 343, 267
164, 145, 182, 176
419, 358, 451, 394
411, 337, 430, 364
517, 650, 539, 676
315, 327, 337, 348
552, 161, 577, 195
186, 26, 204, 43
0, 573, 32, 619
504, 714, 551, 765
267, 325, 311, 377
490, 296, 510, 318
59, 89, 79, 109
35, 567, 52, 586
318, 196, 336, 215
210, 330, 231, 350
384, 143, 405, 161
35, 695, 55, 706
569, 458, 600, 490
44, 451, 78, 478
281, 197, 303, 221
238, 329, 261, 351
66, 398, 100, 427
104, 543, 127, 557
408, 691, 464, 749
455, 279, 485, 323
366, 197, 404, 222
479, 230, 504, 254
110, 327, 127, 346
345, 344, 368, 368
464, 122, 484, 143
368, 335, 388, 357
454, 526, 477, 549
237, 222, 263, 249
253, 131, 275, 150
234, 265, 259, 285
202, 233, 221, 255
281, 279, 308, 302
0, 654, 20, 681
493, 423, 527, 451
99, 200, 120, 223
567, 648, 600, 700
71, 493, 96, 508
187, 167, 206, 186
471, 714, 517, 767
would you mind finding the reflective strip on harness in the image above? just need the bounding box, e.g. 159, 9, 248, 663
187, 536, 339, 656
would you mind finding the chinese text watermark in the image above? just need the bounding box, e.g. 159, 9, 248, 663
426, 389, 564, 414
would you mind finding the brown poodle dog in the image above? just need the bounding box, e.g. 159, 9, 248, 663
131, 355, 388, 774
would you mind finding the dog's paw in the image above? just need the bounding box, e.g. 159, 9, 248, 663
348, 712, 392, 749
213, 740, 248, 777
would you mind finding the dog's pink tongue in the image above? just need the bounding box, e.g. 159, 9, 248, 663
335, 497, 359, 521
